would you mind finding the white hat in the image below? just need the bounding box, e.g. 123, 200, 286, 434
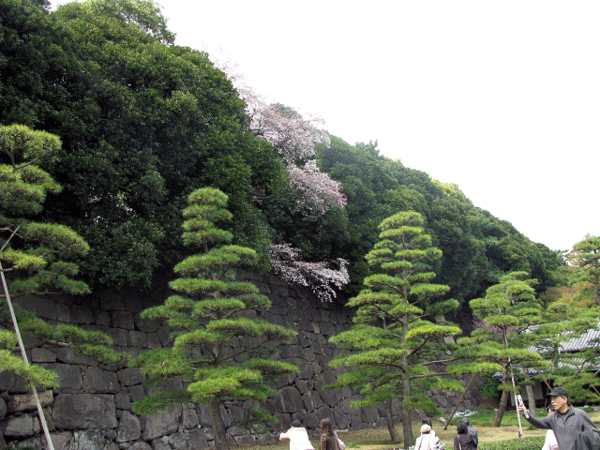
421, 424, 431, 433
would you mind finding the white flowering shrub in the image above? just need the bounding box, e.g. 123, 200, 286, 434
248, 102, 346, 214
211, 55, 349, 298
270, 244, 350, 302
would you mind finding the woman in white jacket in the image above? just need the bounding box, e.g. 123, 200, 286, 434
542, 406, 559, 450
416, 424, 439, 450
280, 420, 315, 450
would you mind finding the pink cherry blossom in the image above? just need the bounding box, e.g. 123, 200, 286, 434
270, 244, 350, 302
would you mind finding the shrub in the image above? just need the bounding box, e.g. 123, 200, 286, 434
480, 437, 544, 450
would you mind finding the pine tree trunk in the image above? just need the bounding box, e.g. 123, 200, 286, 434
493, 389, 510, 427
401, 374, 414, 447
385, 398, 401, 443
207, 397, 229, 450
526, 384, 537, 417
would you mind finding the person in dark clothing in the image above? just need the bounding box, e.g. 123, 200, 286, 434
518, 387, 599, 450
320, 418, 340, 450
461, 418, 478, 447
454, 421, 477, 450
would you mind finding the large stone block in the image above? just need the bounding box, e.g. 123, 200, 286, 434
115, 391, 131, 411
1, 413, 40, 437
117, 367, 145, 386
135, 315, 159, 333
187, 429, 209, 449
70, 305, 94, 324
42, 364, 83, 393
49, 431, 73, 450
182, 405, 199, 428
0, 371, 16, 391
8, 390, 53, 413
55, 348, 97, 366
140, 404, 182, 441
272, 386, 304, 414
116, 410, 141, 442
16, 295, 57, 320
129, 330, 147, 347
302, 390, 321, 412
83, 366, 119, 394
70, 430, 111, 450
97, 292, 126, 311
31, 348, 57, 363
94, 309, 111, 326
151, 437, 172, 450
111, 310, 135, 330
52, 394, 117, 429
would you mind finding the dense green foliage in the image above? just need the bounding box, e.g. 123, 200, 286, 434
0, 0, 288, 289
0, 124, 126, 388
535, 238, 600, 404
330, 211, 462, 445
131, 187, 297, 450
318, 138, 563, 302
569, 236, 600, 304
457, 272, 545, 427
0, 0, 563, 307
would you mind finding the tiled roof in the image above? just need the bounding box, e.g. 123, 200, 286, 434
491, 323, 600, 379
557, 327, 600, 352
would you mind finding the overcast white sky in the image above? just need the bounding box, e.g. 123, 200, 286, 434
53, 1, 600, 252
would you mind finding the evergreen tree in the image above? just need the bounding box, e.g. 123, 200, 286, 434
131, 187, 297, 450
569, 235, 600, 305
458, 271, 544, 427
329, 211, 461, 447
535, 277, 600, 404
0, 124, 126, 387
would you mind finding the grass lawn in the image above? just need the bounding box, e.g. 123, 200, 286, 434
243, 408, 600, 450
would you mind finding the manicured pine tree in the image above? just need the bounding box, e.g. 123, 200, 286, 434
457, 271, 543, 427
1, 124, 127, 384
131, 187, 298, 450
535, 249, 600, 404
329, 211, 461, 447
1, 124, 128, 449
570, 235, 600, 305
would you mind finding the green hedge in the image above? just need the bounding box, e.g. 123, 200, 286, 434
480, 436, 545, 450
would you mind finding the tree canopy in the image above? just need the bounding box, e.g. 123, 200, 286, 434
330, 211, 461, 446
0, 123, 126, 387
0, 0, 564, 309
131, 187, 297, 450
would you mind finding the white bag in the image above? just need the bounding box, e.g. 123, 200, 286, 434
335, 432, 345, 450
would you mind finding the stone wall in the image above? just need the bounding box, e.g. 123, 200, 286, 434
0, 274, 482, 449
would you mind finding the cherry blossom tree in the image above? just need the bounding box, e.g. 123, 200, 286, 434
209, 51, 349, 298
208, 53, 346, 213
247, 101, 346, 213
270, 244, 349, 302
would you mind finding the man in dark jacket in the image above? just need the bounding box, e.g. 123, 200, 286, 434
461, 419, 478, 448
518, 387, 599, 450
